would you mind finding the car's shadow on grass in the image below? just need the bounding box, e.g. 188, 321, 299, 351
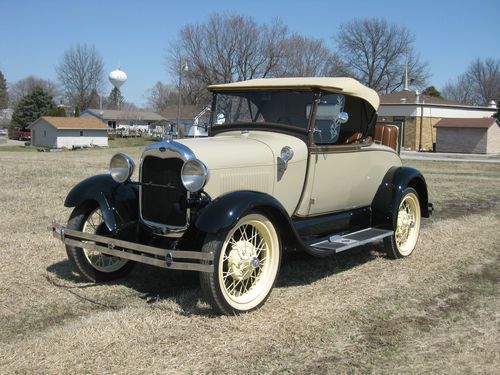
277, 244, 384, 288
46, 243, 386, 316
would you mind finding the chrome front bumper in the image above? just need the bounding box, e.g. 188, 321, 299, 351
51, 221, 214, 273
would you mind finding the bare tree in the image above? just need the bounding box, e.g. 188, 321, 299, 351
442, 74, 476, 104
87, 89, 100, 109
9, 75, 60, 107
278, 35, 346, 77
146, 81, 173, 113
56, 43, 105, 111
335, 18, 429, 93
442, 58, 500, 105
120, 101, 139, 112
0, 71, 8, 109
467, 58, 500, 105
168, 14, 288, 104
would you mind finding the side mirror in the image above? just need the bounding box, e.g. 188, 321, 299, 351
337, 112, 349, 124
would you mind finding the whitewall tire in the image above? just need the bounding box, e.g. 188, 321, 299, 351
200, 212, 281, 315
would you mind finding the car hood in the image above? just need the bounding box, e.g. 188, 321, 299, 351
143, 130, 309, 215
177, 131, 304, 170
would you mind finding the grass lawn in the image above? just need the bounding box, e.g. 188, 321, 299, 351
109, 136, 158, 148
0, 136, 158, 152
0, 145, 39, 152
0, 149, 498, 374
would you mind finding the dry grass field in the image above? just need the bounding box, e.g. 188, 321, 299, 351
0, 147, 498, 374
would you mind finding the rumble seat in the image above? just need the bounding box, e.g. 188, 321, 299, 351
374, 124, 399, 151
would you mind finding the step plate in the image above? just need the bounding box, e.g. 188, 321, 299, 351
310, 228, 393, 253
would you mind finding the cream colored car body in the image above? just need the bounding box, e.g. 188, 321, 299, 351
177, 131, 401, 217
297, 144, 402, 216
54, 77, 430, 317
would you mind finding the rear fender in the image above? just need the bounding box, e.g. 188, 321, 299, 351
64, 174, 139, 234
372, 166, 430, 228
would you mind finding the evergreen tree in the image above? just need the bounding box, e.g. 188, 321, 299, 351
11, 87, 55, 129
46, 106, 67, 117
107, 87, 124, 110
0, 71, 9, 109
74, 106, 80, 117
422, 86, 443, 99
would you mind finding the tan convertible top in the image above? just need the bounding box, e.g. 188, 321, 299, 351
208, 77, 380, 110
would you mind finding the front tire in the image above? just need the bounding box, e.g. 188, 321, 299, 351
384, 188, 421, 259
65, 201, 135, 282
200, 212, 281, 315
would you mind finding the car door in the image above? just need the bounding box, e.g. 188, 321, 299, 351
295, 93, 401, 216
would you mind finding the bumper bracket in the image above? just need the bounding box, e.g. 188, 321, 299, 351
51, 220, 213, 273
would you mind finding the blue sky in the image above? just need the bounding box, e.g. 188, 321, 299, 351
1, 0, 499, 106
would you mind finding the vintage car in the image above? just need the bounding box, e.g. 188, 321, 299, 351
52, 77, 432, 315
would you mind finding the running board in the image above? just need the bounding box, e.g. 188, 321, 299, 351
310, 228, 393, 253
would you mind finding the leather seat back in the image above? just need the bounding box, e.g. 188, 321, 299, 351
374, 124, 399, 151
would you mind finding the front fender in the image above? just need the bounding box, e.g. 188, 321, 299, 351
65, 174, 139, 234
372, 166, 430, 228
195, 191, 292, 234
193, 190, 306, 251
174, 190, 306, 252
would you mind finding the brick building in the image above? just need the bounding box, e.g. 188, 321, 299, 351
378, 91, 496, 151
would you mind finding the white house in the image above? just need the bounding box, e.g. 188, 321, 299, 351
81, 109, 165, 130
28, 116, 108, 149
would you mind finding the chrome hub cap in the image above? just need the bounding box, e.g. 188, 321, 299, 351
227, 240, 258, 281
250, 257, 260, 269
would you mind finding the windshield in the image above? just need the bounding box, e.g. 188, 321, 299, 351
212, 91, 315, 130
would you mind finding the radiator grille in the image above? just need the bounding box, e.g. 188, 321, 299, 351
140, 156, 187, 227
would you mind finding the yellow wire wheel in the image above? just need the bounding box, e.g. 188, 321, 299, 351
200, 212, 281, 315
65, 202, 135, 282
384, 188, 421, 258
82, 207, 129, 273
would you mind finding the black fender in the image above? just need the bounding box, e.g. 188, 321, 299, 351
371, 166, 430, 229
64, 174, 139, 234
194, 190, 303, 249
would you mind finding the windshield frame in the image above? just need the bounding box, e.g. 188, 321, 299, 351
209, 90, 318, 140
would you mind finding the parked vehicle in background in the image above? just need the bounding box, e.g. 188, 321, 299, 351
8, 127, 31, 141
0, 129, 7, 136
52, 77, 433, 315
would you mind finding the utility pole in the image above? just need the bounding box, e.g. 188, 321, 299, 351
176, 61, 188, 136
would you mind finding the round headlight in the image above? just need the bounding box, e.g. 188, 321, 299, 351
181, 159, 208, 192
109, 153, 135, 183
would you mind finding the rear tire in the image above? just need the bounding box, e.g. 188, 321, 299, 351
200, 212, 281, 315
384, 188, 421, 259
65, 201, 135, 282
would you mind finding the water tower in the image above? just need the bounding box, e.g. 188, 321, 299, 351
109, 68, 127, 89
108, 68, 127, 129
